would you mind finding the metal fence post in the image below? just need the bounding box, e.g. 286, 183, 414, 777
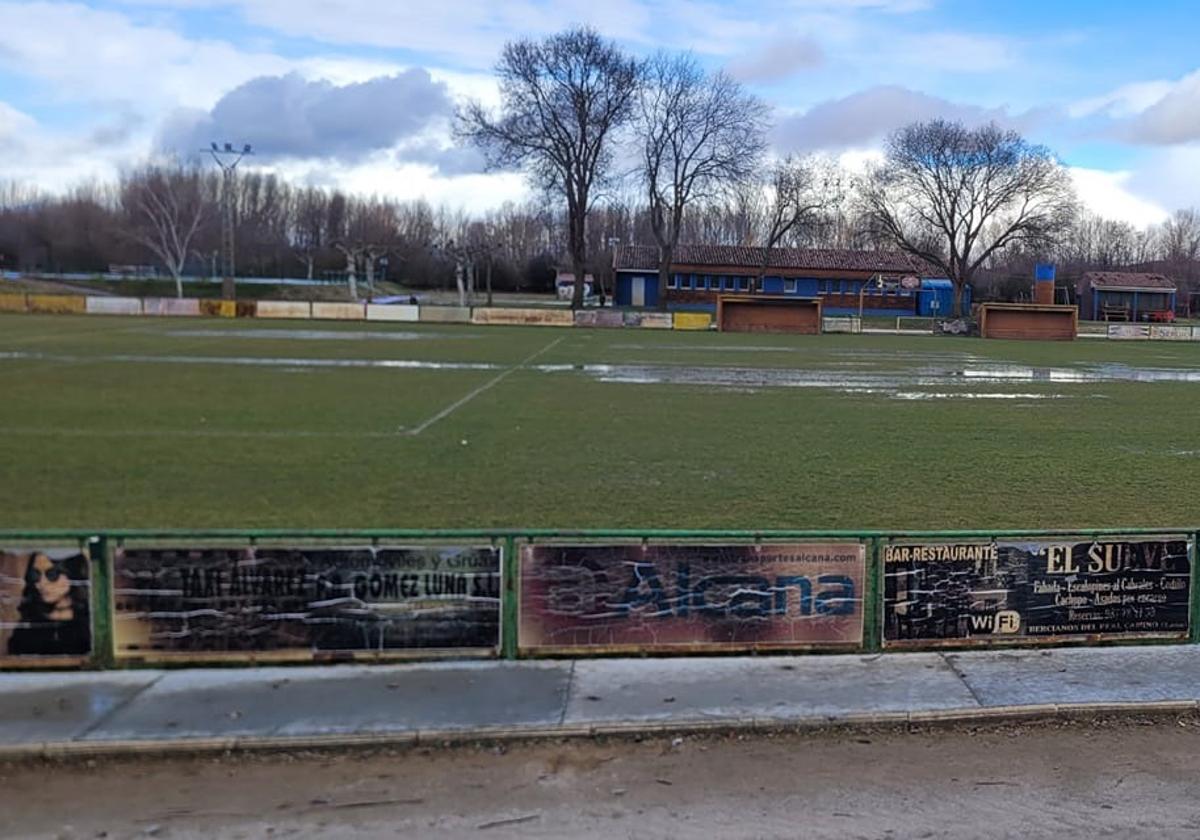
502, 535, 519, 659
865, 536, 882, 652
1190, 532, 1200, 645
88, 533, 114, 669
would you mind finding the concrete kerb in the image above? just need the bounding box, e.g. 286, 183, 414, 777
4, 701, 1199, 762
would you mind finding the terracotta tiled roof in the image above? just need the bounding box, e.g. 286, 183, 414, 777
1082, 271, 1176, 290
614, 244, 934, 275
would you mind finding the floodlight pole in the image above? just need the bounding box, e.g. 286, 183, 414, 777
205, 143, 253, 300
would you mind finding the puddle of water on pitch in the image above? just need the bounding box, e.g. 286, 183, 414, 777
564, 362, 1200, 389
5, 349, 1200, 391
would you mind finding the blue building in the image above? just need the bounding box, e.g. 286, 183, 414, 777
613, 244, 956, 316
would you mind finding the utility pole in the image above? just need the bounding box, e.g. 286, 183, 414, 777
205, 142, 252, 300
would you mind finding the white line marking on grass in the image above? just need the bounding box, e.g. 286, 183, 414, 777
0, 427, 398, 440
403, 336, 566, 437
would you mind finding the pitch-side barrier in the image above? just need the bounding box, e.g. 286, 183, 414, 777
1, 526, 1195, 669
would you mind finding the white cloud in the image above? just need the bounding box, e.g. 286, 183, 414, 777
1116, 70, 1200, 145
0, 1, 291, 111
1124, 145, 1200, 213
265, 155, 530, 211
1069, 166, 1169, 227
1068, 79, 1175, 119
773, 86, 1026, 152
0, 102, 37, 142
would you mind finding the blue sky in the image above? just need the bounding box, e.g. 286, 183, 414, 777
1, 0, 1199, 224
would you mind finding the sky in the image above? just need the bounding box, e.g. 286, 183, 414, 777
1, 0, 1199, 226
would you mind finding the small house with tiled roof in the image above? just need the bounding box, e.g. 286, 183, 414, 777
612, 244, 961, 315
1076, 271, 1178, 321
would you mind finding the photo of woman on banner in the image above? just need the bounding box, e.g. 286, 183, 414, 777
5, 550, 91, 656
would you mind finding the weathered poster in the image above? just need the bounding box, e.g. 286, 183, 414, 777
0, 547, 92, 660
883, 538, 1191, 647
113, 545, 500, 658
520, 543, 865, 652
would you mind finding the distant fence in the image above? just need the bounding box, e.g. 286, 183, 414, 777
1, 527, 1195, 669
0, 292, 703, 331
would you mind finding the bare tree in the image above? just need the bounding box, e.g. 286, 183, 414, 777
120, 165, 210, 298
332, 197, 398, 300
638, 52, 768, 306
1160, 208, 1200, 266
289, 186, 328, 280
861, 119, 1076, 316
754, 156, 842, 290
458, 26, 639, 308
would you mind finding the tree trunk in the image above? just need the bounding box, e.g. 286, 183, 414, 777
343, 250, 358, 300
657, 255, 672, 311
572, 259, 586, 309
306, 256, 314, 281
172, 269, 183, 299
455, 262, 466, 307
570, 203, 587, 310
486, 259, 493, 307
953, 281, 964, 318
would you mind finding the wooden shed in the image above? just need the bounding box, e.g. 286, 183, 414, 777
717, 295, 822, 334
979, 303, 1077, 341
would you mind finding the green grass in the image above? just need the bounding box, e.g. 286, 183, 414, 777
2, 313, 1199, 532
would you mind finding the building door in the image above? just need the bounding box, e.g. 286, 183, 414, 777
631, 276, 645, 307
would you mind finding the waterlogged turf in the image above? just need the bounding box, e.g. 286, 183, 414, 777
1, 313, 1199, 530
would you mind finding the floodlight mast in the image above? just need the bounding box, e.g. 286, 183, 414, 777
204, 142, 253, 300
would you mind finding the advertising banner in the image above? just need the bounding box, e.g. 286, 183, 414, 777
1107, 324, 1151, 340
883, 537, 1191, 647
113, 545, 500, 659
520, 542, 865, 653
1149, 325, 1194, 341
0, 547, 92, 660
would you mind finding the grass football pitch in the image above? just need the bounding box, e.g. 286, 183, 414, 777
1, 313, 1198, 532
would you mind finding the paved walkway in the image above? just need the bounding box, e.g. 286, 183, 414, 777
3, 645, 1200, 757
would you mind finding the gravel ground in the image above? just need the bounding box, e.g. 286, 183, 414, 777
4, 714, 1200, 839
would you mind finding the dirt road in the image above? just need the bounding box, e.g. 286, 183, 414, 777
4, 716, 1200, 839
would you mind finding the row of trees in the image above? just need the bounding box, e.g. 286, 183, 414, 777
0, 173, 568, 299
4, 163, 1199, 309
458, 26, 1198, 314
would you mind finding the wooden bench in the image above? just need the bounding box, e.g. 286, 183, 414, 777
1102, 304, 1129, 321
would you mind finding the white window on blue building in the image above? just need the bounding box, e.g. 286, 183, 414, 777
784, 279, 797, 294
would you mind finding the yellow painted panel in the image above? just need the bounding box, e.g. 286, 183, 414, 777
199, 299, 237, 318
672, 312, 712, 331
27, 294, 86, 314
0, 293, 27, 313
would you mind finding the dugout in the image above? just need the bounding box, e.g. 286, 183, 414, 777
717, 295, 822, 334
1076, 271, 1177, 321
979, 302, 1077, 341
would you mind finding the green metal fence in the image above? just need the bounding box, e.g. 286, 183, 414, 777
1, 527, 1196, 669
